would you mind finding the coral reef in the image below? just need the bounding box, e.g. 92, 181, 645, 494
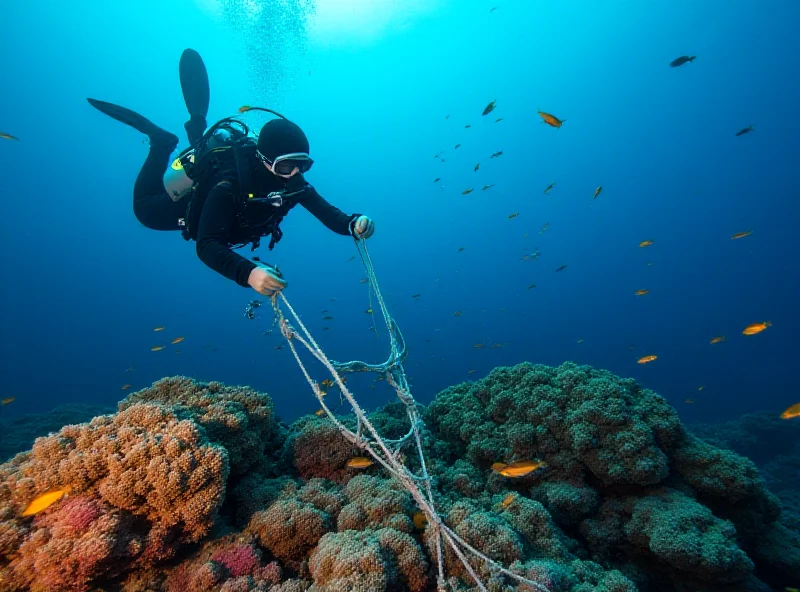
0, 364, 797, 592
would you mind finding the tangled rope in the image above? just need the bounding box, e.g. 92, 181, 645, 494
267, 238, 550, 592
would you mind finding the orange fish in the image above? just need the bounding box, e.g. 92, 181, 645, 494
1, 397, 15, 405
491, 460, 547, 478
731, 230, 753, 240
238, 105, 252, 113
315, 409, 325, 417
499, 493, 516, 508
21, 486, 73, 517
742, 322, 771, 336
538, 111, 565, 128
639, 240, 654, 248
171, 337, 184, 344
635, 289, 649, 296
412, 511, 428, 530
346, 457, 374, 469
780, 403, 800, 420
710, 336, 725, 344
637, 355, 657, 364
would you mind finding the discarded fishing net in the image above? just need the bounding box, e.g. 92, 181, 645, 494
268, 238, 550, 592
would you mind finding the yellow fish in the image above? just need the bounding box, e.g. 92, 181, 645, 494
637, 355, 657, 364
710, 336, 725, 344
635, 289, 649, 296
639, 240, 654, 247
412, 511, 428, 530
153, 326, 165, 332
171, 337, 185, 344
346, 456, 374, 469
537, 110, 565, 128
1, 397, 15, 405
780, 403, 800, 420
365, 308, 373, 314
315, 409, 326, 417
491, 460, 547, 478
742, 321, 771, 336
151, 345, 165, 352
731, 230, 753, 240
593, 186, 603, 199
22, 485, 73, 517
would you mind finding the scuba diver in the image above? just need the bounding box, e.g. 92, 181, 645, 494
87, 49, 375, 297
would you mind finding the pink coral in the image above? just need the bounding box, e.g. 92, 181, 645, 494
7, 502, 142, 592
211, 543, 261, 577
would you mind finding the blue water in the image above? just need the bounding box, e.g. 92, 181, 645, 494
1, 0, 798, 426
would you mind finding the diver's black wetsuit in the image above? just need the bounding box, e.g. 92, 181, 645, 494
133, 142, 358, 287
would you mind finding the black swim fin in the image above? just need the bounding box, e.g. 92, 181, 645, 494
87, 98, 178, 150
179, 49, 210, 146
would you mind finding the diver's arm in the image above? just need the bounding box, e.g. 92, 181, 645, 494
195, 181, 257, 287
299, 184, 360, 236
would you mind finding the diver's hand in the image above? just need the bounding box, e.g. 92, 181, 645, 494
352, 215, 375, 239
248, 265, 287, 296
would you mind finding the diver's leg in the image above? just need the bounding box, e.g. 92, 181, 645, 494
87, 99, 178, 147
87, 98, 184, 230
132, 143, 188, 231
180, 49, 210, 146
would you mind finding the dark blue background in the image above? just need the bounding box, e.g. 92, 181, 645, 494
1, 0, 798, 425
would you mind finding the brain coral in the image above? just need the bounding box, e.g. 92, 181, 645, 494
308, 527, 429, 592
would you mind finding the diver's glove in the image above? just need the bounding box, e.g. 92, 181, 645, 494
247, 262, 287, 296
351, 215, 375, 239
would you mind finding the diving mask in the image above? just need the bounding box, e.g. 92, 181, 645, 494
256, 150, 314, 176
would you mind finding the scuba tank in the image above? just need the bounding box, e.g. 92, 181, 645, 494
163, 124, 241, 201
164, 106, 289, 201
